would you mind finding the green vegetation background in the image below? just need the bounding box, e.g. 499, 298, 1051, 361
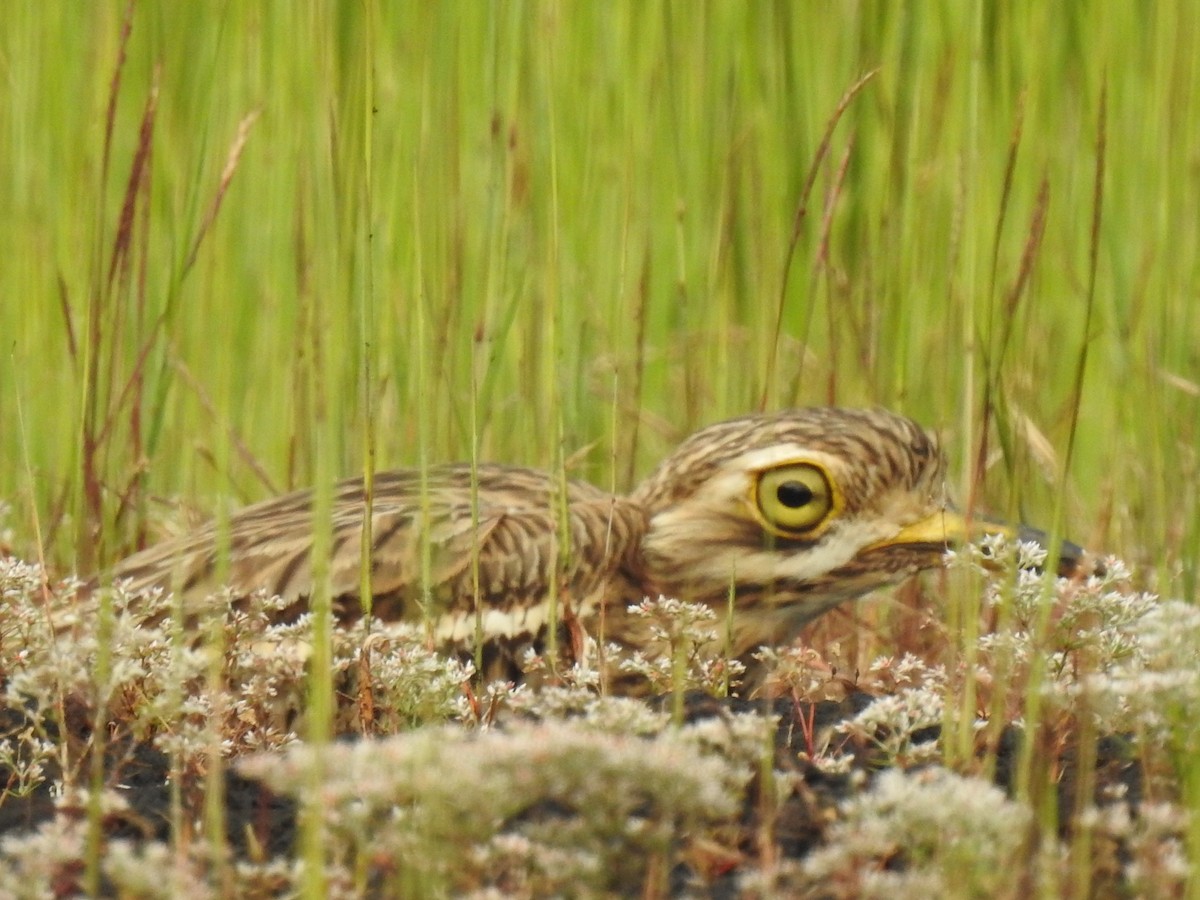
2, 3, 1197, 599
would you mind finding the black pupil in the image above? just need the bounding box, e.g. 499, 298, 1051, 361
776, 480, 814, 508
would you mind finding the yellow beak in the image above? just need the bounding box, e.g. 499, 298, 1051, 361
866, 508, 1087, 577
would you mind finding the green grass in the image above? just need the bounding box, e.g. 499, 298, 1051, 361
6, 2, 1197, 584
2, 1, 1199, 895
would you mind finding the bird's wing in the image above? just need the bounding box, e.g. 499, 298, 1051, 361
106, 464, 647, 636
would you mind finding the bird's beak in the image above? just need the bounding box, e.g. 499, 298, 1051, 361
867, 508, 1089, 578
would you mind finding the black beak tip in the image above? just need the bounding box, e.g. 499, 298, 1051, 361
1015, 525, 1100, 579
1054, 537, 1093, 578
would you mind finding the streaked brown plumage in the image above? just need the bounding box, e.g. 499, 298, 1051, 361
104, 408, 1051, 678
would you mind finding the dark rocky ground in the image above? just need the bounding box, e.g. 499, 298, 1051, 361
0, 691, 1144, 897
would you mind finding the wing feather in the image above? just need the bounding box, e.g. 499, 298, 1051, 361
105, 464, 647, 644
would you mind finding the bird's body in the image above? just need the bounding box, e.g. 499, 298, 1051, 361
113, 464, 650, 653
105, 408, 1024, 682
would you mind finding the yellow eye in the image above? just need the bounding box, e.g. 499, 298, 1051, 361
755, 463, 835, 535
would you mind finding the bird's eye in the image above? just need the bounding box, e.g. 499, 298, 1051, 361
755, 463, 835, 534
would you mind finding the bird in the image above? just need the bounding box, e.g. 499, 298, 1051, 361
101, 407, 1081, 686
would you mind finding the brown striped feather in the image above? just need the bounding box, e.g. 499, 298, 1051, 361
98, 408, 961, 673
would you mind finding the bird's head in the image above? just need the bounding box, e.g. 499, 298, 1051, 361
631, 407, 1075, 650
